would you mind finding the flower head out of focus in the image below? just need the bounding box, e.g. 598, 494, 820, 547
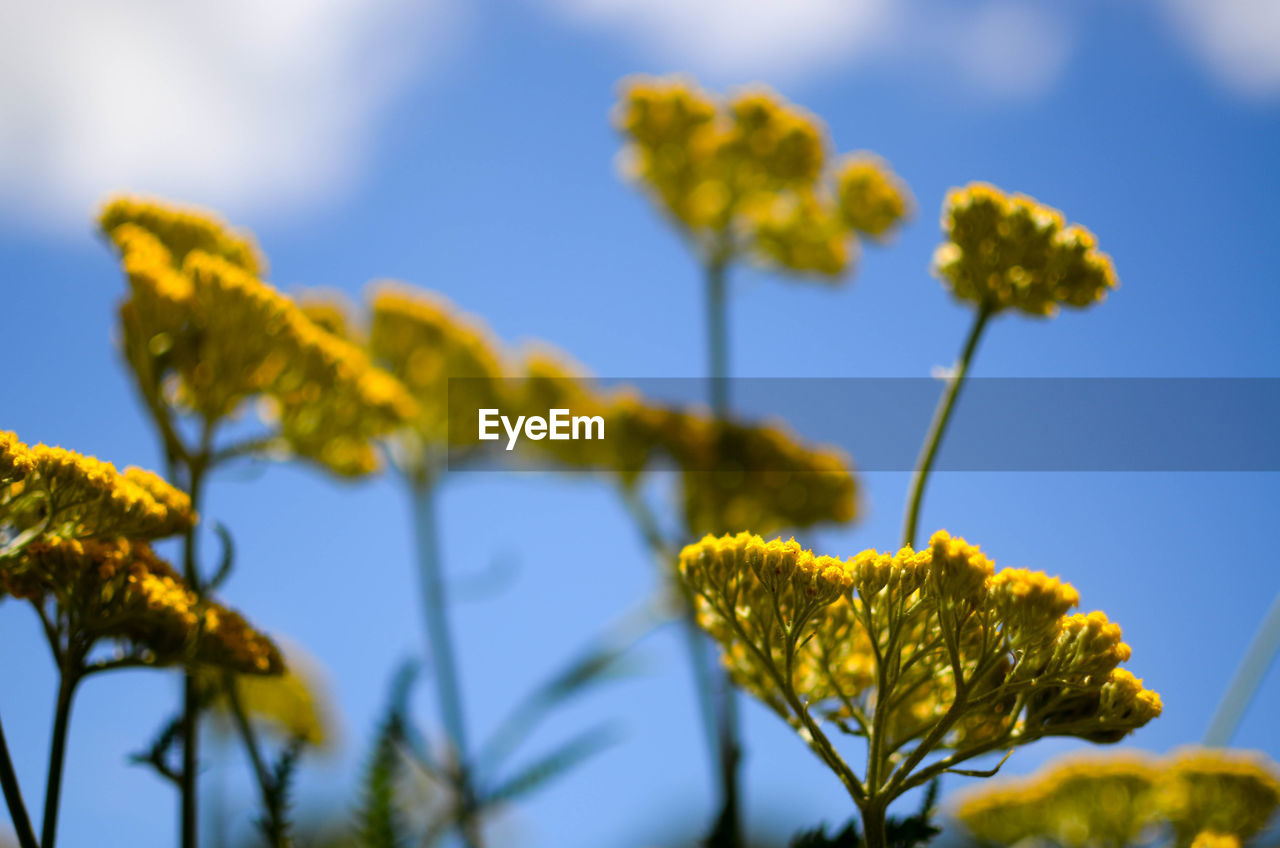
677, 530, 1160, 811
616, 75, 911, 280
98, 196, 417, 478
955, 747, 1280, 848
934, 183, 1118, 316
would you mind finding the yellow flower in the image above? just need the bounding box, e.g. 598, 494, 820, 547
836, 154, 912, 239
2, 440, 194, 543
368, 283, 508, 457
955, 748, 1280, 848
4, 538, 282, 675
616, 74, 909, 281
100, 195, 264, 276
678, 530, 1160, 807
748, 190, 852, 278
954, 750, 1161, 848
100, 198, 417, 477
933, 183, 1118, 316
1, 430, 36, 484
1160, 748, 1280, 844
660, 413, 858, 536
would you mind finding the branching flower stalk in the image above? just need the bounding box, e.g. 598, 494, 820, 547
678, 531, 1162, 848
903, 183, 1118, 548
616, 74, 911, 843
1, 432, 282, 848
95, 196, 415, 847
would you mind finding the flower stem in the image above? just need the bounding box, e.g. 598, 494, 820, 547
410, 479, 481, 848
860, 798, 888, 848
178, 453, 209, 848
40, 663, 78, 848
703, 253, 743, 846
1205, 590, 1280, 745
0, 713, 39, 848
902, 304, 993, 549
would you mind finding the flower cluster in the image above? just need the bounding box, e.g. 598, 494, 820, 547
678, 530, 1160, 805
1, 430, 282, 677
933, 183, 1118, 316
368, 283, 508, 459
616, 75, 910, 279
99, 197, 417, 477
3, 538, 281, 674
507, 349, 857, 533
955, 748, 1280, 848
2, 431, 194, 544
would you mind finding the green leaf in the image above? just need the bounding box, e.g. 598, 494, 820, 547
485, 725, 619, 805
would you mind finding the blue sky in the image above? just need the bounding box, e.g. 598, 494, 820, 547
2, 0, 1279, 845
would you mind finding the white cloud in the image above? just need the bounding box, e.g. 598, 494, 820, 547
546, 0, 893, 81
540, 0, 1075, 97
0, 0, 452, 231
1159, 0, 1280, 97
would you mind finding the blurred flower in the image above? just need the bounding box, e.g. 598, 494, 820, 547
616, 74, 909, 280
368, 283, 509, 466
206, 641, 335, 748
933, 183, 1118, 316
99, 196, 417, 477
955, 747, 1280, 848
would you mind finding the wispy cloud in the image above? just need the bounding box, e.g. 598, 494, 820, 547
540, 0, 1076, 98
0, 0, 452, 231
1159, 0, 1280, 98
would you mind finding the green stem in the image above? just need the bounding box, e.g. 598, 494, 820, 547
178, 454, 208, 848
860, 798, 888, 848
0, 713, 39, 848
703, 252, 743, 846
223, 677, 286, 846
1205, 589, 1280, 745
706, 256, 730, 417
902, 304, 993, 549
410, 480, 481, 848
40, 662, 79, 848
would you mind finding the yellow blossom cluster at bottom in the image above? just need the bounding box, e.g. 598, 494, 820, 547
955, 747, 1280, 848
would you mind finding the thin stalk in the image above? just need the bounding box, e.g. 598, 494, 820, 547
40, 662, 79, 848
902, 304, 993, 549
409, 480, 481, 848
222, 677, 286, 846
178, 455, 208, 848
1, 713, 39, 848
703, 252, 743, 845
1205, 590, 1280, 745
706, 256, 730, 417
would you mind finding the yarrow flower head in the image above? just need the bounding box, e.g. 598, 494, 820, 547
677, 529, 1160, 810
2, 537, 282, 675
955, 747, 1280, 848
1, 432, 195, 546
616, 74, 910, 281
933, 183, 1118, 316
99, 196, 417, 477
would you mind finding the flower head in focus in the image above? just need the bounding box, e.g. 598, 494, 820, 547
677, 530, 1160, 808
933, 183, 1117, 316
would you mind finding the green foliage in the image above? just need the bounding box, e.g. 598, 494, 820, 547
789, 782, 942, 848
